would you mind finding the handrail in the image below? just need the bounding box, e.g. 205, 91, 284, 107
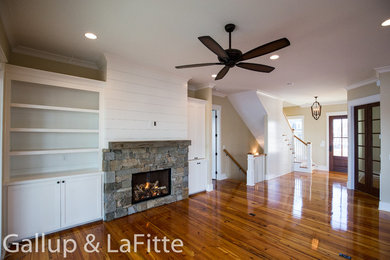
283, 112, 294, 133
294, 135, 308, 146
223, 149, 246, 174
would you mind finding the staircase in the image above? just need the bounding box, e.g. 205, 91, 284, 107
283, 113, 314, 173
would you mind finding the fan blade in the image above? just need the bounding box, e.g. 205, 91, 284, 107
241, 38, 290, 61
175, 63, 223, 69
236, 63, 275, 73
198, 36, 229, 60
215, 66, 230, 80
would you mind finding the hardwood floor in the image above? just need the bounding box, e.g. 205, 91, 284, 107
6, 171, 390, 259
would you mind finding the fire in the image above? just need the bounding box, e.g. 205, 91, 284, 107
133, 180, 169, 202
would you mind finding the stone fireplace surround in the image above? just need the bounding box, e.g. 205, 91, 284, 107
102, 140, 190, 221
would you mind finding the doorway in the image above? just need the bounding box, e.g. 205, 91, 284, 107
329, 115, 348, 172
212, 106, 221, 180
354, 102, 380, 197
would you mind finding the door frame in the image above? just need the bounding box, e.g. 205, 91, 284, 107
212, 105, 222, 180
326, 111, 347, 171
347, 94, 380, 190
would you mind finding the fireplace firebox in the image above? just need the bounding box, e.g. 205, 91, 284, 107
132, 169, 171, 204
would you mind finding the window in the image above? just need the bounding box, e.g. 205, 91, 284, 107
288, 116, 304, 139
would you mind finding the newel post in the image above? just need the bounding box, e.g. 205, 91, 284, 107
307, 142, 313, 172
247, 154, 255, 186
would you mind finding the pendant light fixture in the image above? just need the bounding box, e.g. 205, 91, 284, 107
311, 96, 321, 120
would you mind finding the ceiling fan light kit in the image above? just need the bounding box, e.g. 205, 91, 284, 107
175, 23, 290, 80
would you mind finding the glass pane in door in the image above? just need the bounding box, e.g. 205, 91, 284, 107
372, 106, 380, 120
358, 109, 365, 120
358, 171, 365, 184
372, 120, 380, 133
373, 175, 379, 189
333, 138, 341, 156
333, 119, 341, 137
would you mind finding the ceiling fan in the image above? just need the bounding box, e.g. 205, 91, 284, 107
175, 24, 290, 80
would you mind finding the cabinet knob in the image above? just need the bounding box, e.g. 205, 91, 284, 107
57, 181, 60, 184
197, 162, 201, 165
62, 180, 65, 183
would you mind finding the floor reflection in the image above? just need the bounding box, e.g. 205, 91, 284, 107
331, 183, 348, 231
293, 177, 303, 218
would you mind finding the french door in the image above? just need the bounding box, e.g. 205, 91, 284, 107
354, 102, 380, 197
329, 115, 348, 173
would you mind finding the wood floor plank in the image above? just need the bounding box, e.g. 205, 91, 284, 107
5, 171, 390, 259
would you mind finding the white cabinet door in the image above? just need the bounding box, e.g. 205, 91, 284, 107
62, 174, 102, 227
187, 100, 206, 160
7, 180, 61, 239
188, 159, 207, 195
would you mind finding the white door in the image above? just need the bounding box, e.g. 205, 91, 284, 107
7, 180, 61, 240
188, 100, 206, 160
62, 174, 102, 227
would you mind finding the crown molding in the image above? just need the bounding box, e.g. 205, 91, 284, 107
375, 65, 390, 74
13, 46, 100, 70
345, 77, 377, 90
299, 99, 347, 108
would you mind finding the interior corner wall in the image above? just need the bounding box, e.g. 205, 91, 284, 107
212, 95, 261, 181
103, 54, 188, 147
192, 88, 213, 190
283, 103, 348, 169
257, 93, 293, 179
379, 71, 390, 210
0, 18, 10, 62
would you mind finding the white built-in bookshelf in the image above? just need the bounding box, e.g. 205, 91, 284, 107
4, 65, 105, 183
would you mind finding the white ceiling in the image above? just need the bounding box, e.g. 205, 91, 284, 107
1, 0, 389, 105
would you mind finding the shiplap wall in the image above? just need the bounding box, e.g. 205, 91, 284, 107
103, 55, 188, 145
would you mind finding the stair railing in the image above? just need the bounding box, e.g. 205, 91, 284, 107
223, 149, 246, 175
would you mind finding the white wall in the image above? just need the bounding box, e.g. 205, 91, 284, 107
379, 71, 390, 212
257, 92, 293, 180
103, 54, 188, 146
228, 91, 267, 148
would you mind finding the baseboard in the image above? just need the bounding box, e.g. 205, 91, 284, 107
379, 201, 390, 212
316, 165, 329, 171
217, 173, 228, 180
206, 183, 213, 192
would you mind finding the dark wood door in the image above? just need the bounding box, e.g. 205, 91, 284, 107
354, 102, 380, 197
329, 115, 348, 172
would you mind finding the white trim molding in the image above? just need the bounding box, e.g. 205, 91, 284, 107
347, 94, 380, 190
206, 183, 214, 192
375, 65, 390, 74
379, 201, 390, 212
345, 77, 377, 90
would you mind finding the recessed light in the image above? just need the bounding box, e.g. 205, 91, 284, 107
287, 82, 294, 87
84, 32, 97, 40
212, 74, 217, 78
382, 19, 390, 27
270, 55, 279, 60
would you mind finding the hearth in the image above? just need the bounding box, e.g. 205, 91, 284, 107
132, 169, 171, 204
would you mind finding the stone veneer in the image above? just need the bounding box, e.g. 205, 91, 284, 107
102, 140, 190, 221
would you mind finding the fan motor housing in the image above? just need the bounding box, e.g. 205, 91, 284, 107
219, 49, 242, 67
